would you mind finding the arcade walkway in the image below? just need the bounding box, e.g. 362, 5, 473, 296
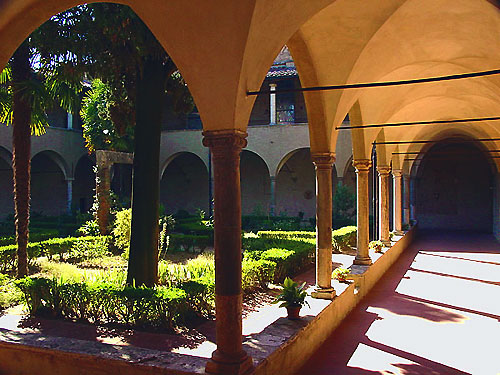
295, 231, 500, 375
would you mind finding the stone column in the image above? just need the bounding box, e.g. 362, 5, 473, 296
67, 112, 73, 130
403, 174, 410, 227
202, 130, 253, 375
353, 160, 372, 266
410, 176, 417, 221
269, 176, 276, 216
392, 169, 403, 235
96, 161, 111, 235
66, 178, 74, 214
378, 166, 391, 245
311, 153, 336, 300
269, 83, 277, 125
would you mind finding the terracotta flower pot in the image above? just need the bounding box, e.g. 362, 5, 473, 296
286, 305, 301, 320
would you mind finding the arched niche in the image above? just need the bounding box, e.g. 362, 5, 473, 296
0, 146, 13, 219
413, 140, 495, 232
160, 152, 208, 215
240, 150, 271, 215
31, 151, 68, 215
275, 148, 315, 219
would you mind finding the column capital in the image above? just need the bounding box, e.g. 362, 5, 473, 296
269, 83, 277, 89
202, 130, 248, 154
311, 152, 336, 168
377, 165, 391, 176
353, 159, 372, 172
392, 169, 403, 178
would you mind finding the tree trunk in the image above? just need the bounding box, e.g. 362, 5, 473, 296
11, 41, 32, 278
126, 59, 166, 287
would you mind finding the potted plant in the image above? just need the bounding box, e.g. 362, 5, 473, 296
369, 240, 384, 254
332, 267, 350, 282
273, 277, 310, 320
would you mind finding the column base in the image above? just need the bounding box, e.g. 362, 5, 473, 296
381, 240, 391, 246
353, 256, 372, 266
393, 230, 404, 236
311, 286, 336, 300
205, 350, 254, 375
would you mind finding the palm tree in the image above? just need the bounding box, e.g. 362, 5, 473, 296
36, 4, 192, 286
0, 42, 80, 277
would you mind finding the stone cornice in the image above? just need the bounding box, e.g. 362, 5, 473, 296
353, 159, 371, 172
311, 152, 336, 168
202, 129, 248, 154
377, 165, 391, 176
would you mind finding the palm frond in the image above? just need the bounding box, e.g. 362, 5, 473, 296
0, 87, 12, 125
0, 65, 11, 85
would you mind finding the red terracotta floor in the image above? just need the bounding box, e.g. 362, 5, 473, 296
295, 231, 500, 375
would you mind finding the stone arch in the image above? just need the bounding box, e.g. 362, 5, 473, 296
73, 154, 95, 214
275, 147, 310, 176
275, 147, 315, 219
414, 138, 495, 232
32, 150, 69, 180
31, 151, 68, 215
240, 150, 271, 215
160, 152, 208, 215
0, 146, 13, 219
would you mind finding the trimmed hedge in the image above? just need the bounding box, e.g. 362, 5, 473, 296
0, 230, 60, 247
167, 234, 212, 254
0, 236, 112, 272
332, 226, 357, 253
15, 277, 188, 330
257, 231, 315, 240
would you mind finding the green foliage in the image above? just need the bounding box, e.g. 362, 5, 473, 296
257, 231, 315, 240
15, 276, 188, 329
273, 277, 309, 308
40, 236, 112, 262
332, 267, 350, 282
77, 219, 100, 237
0, 274, 23, 309
332, 184, 356, 229
113, 208, 131, 253
332, 226, 357, 253
242, 259, 276, 292
166, 234, 211, 254
369, 240, 384, 253
0, 243, 42, 272
0, 230, 59, 246
80, 79, 134, 152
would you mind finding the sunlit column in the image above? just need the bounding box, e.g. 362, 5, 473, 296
269, 176, 276, 216
353, 160, 372, 265
403, 174, 410, 227
269, 83, 277, 125
392, 169, 403, 234
311, 153, 336, 299
378, 166, 391, 245
203, 130, 253, 375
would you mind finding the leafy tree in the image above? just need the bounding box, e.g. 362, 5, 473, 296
0, 42, 80, 277
36, 4, 193, 286
332, 183, 356, 229
80, 79, 134, 153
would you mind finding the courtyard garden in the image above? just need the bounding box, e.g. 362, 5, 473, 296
0, 209, 358, 334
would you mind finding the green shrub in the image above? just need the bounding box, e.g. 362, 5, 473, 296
113, 208, 131, 252
257, 231, 315, 240
0, 230, 59, 246
77, 219, 100, 236
332, 226, 357, 253
15, 276, 189, 330
40, 236, 111, 262
0, 243, 42, 272
0, 273, 23, 309
242, 259, 276, 292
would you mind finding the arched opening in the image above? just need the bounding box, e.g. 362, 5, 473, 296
240, 150, 271, 215
414, 140, 494, 232
73, 155, 95, 214
111, 163, 133, 206
0, 147, 13, 219
160, 152, 208, 215
31, 151, 68, 215
276, 148, 315, 219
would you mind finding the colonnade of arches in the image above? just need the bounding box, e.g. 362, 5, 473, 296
1, 1, 499, 374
